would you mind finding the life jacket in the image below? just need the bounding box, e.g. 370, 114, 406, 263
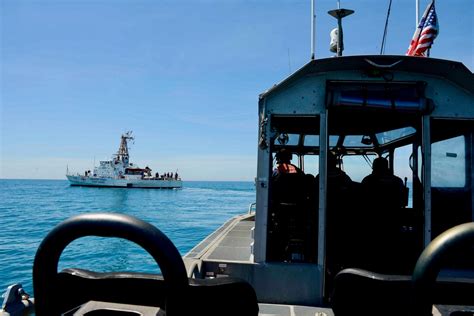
277, 163, 301, 174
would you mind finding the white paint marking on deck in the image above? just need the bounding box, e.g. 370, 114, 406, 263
290, 305, 296, 316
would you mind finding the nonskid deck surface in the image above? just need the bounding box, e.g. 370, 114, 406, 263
30, 301, 472, 316
258, 303, 334, 316
206, 219, 254, 261
58, 301, 335, 316
256, 304, 471, 316
185, 214, 255, 262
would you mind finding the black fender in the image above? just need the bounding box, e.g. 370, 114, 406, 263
33, 213, 188, 316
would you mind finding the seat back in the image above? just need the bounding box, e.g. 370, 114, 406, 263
331, 268, 411, 316
331, 267, 474, 316
56, 268, 259, 316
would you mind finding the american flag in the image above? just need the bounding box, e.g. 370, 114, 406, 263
406, 1, 439, 56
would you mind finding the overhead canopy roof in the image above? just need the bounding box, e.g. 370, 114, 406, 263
259, 55, 474, 100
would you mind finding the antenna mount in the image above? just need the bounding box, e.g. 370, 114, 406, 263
328, 7, 354, 57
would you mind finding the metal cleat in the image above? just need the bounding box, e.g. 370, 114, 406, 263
1, 284, 34, 316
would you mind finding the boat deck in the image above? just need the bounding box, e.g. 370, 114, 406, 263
58, 301, 470, 316
259, 303, 334, 316
185, 214, 255, 263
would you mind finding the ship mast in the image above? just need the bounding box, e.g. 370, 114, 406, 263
116, 131, 134, 166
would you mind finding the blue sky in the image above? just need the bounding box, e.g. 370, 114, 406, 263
1, 0, 472, 180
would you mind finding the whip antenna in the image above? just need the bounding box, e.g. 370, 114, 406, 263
310, 0, 316, 60
380, 0, 393, 54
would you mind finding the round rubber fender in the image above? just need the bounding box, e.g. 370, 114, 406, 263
411, 222, 474, 316
33, 213, 188, 316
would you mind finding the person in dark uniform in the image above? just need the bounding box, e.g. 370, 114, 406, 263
361, 156, 407, 272
317, 152, 356, 285
362, 156, 405, 208
321, 151, 352, 188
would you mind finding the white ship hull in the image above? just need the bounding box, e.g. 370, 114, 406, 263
66, 175, 182, 189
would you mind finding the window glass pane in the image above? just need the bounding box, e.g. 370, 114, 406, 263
432, 136, 466, 187
376, 127, 416, 144
343, 135, 373, 147
418, 146, 422, 180
304, 135, 319, 147
341, 155, 373, 183
394, 144, 413, 208
274, 133, 299, 146
329, 135, 339, 148
303, 155, 319, 176
394, 145, 413, 181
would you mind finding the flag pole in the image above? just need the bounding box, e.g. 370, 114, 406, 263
416, 0, 420, 28
427, 0, 435, 57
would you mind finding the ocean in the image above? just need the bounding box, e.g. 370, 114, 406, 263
0, 179, 255, 294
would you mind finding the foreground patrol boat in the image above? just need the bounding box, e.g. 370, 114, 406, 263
3, 54, 473, 316
180, 55, 474, 315
66, 131, 182, 189
3, 11, 474, 316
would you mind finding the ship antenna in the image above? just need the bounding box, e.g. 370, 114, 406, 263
328, 0, 354, 57
380, 0, 393, 55
310, 0, 316, 60
116, 131, 134, 166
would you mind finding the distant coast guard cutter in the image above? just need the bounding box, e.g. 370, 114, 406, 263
66, 131, 182, 189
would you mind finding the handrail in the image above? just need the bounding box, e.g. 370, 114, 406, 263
248, 202, 256, 214
364, 58, 403, 68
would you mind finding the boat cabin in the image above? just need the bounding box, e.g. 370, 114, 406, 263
251, 55, 474, 307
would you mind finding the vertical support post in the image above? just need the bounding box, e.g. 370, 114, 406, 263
336, 17, 343, 57
412, 142, 419, 209
318, 110, 328, 295
422, 115, 432, 246
470, 133, 474, 222
254, 103, 270, 263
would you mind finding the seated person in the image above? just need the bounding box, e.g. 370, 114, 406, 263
270, 149, 309, 262
315, 152, 356, 274
273, 148, 303, 176
315, 151, 353, 189
360, 156, 407, 272
362, 156, 405, 209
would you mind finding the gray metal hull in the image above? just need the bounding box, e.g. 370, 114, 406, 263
66, 175, 182, 189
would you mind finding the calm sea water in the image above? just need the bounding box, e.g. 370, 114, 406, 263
0, 180, 255, 294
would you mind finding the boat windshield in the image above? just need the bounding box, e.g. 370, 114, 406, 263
376, 126, 416, 145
